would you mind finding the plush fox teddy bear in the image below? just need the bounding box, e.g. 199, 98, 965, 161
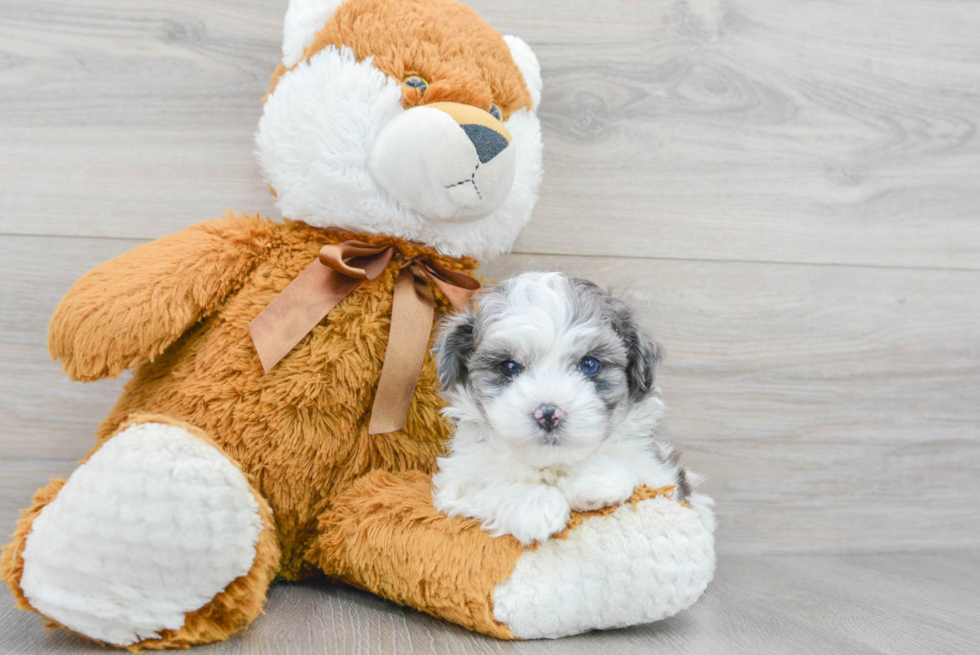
2, 0, 715, 648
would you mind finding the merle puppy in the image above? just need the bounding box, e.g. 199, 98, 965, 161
431, 272, 713, 545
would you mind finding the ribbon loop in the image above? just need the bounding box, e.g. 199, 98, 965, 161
318, 241, 393, 280
249, 238, 481, 435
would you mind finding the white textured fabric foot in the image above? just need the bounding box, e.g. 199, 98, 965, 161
19, 422, 264, 646
492, 496, 716, 639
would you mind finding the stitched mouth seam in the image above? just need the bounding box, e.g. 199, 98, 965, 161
444, 163, 482, 200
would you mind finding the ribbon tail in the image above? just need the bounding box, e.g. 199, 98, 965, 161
249, 261, 362, 373
429, 277, 473, 312
368, 269, 436, 435
420, 261, 481, 311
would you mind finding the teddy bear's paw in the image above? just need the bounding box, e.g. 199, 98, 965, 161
492, 495, 715, 639
18, 421, 265, 646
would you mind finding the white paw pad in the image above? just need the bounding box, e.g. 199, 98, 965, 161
493, 496, 715, 639
20, 422, 263, 646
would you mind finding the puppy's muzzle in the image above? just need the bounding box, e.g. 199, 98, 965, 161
534, 404, 564, 433
369, 101, 517, 223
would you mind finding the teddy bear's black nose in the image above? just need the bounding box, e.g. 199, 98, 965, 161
460, 124, 509, 163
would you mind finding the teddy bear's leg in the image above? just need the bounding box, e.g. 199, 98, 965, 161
310, 470, 715, 640
310, 470, 523, 638
1, 414, 280, 649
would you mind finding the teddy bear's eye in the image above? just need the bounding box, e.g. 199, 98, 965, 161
403, 76, 428, 93
488, 104, 502, 121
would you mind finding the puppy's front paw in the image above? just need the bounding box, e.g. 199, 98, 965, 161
562, 473, 634, 513
490, 485, 571, 546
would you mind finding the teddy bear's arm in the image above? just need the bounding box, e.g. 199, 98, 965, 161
49, 217, 270, 381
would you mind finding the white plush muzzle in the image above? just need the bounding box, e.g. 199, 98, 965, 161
370, 103, 517, 222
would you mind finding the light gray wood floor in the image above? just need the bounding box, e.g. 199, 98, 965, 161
1, 0, 978, 653
3, 551, 978, 655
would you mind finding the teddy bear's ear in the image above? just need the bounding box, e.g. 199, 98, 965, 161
503, 35, 542, 110
282, 0, 345, 68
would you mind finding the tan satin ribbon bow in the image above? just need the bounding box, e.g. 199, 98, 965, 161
248, 240, 481, 435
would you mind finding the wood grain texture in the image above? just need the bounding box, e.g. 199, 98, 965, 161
513, 0, 980, 270
0, 236, 135, 460
1, 0, 979, 268
1, 544, 977, 654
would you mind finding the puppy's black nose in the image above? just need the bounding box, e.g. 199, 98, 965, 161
534, 405, 563, 432
460, 123, 509, 163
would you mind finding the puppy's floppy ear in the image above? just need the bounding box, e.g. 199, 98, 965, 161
433, 310, 477, 390
614, 304, 664, 401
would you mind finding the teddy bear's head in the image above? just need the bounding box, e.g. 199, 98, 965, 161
256, 0, 543, 260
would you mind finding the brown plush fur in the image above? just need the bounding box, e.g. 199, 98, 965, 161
55, 216, 476, 582
4, 216, 476, 647
5, 215, 490, 647
48, 215, 275, 383
313, 470, 523, 640
3, 214, 688, 646
268, 0, 533, 118
311, 476, 684, 639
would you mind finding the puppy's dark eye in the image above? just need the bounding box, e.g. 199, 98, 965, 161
488, 104, 502, 121
500, 360, 523, 378
578, 357, 600, 377
404, 76, 428, 93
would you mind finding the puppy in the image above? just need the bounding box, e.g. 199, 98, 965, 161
431, 272, 714, 545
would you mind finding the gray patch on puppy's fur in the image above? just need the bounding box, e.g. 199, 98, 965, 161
433, 311, 476, 389
675, 467, 692, 500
